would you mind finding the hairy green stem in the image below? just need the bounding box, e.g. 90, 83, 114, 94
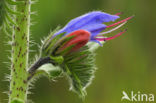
9, 0, 31, 102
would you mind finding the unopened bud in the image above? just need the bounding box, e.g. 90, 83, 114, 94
55, 30, 91, 55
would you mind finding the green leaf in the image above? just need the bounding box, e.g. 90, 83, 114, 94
63, 46, 96, 97
0, 0, 16, 32
6, 0, 25, 5
34, 64, 62, 80
0, 0, 6, 27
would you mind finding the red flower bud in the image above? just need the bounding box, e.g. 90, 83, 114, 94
60, 30, 91, 52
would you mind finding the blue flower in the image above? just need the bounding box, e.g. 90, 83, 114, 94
54, 11, 133, 45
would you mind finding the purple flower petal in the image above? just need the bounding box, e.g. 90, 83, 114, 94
53, 11, 119, 38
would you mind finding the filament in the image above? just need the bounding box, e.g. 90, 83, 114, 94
98, 21, 127, 36
96, 29, 127, 41
106, 16, 134, 28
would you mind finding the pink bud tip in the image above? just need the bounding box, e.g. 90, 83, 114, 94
62, 30, 91, 51
106, 16, 134, 28
95, 29, 127, 41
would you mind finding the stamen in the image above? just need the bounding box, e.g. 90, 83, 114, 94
95, 29, 127, 41
106, 16, 134, 28
98, 21, 127, 35
115, 12, 124, 16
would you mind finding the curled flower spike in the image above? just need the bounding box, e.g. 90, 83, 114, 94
30, 11, 133, 98
53, 11, 133, 45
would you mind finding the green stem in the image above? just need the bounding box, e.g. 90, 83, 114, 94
27, 57, 55, 80
9, 0, 31, 102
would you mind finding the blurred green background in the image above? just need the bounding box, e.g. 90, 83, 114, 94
0, 0, 156, 103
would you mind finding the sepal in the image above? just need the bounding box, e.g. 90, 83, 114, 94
62, 46, 96, 97
41, 30, 90, 57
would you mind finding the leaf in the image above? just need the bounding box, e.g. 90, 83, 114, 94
0, 0, 16, 33
0, 0, 6, 27
34, 63, 62, 80
63, 46, 96, 97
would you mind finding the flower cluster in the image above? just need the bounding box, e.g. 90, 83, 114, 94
40, 11, 133, 97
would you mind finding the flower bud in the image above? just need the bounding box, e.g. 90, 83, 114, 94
55, 30, 91, 55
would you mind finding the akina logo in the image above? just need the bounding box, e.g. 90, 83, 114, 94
121, 91, 154, 102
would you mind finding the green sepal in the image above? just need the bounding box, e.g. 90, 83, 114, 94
42, 26, 61, 50
43, 32, 66, 54
66, 50, 90, 63
58, 35, 76, 49
50, 56, 64, 64
64, 65, 85, 97
62, 46, 96, 97
55, 44, 76, 56
42, 29, 77, 57
48, 35, 75, 56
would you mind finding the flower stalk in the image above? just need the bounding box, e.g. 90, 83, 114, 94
27, 57, 56, 81
9, 0, 31, 102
